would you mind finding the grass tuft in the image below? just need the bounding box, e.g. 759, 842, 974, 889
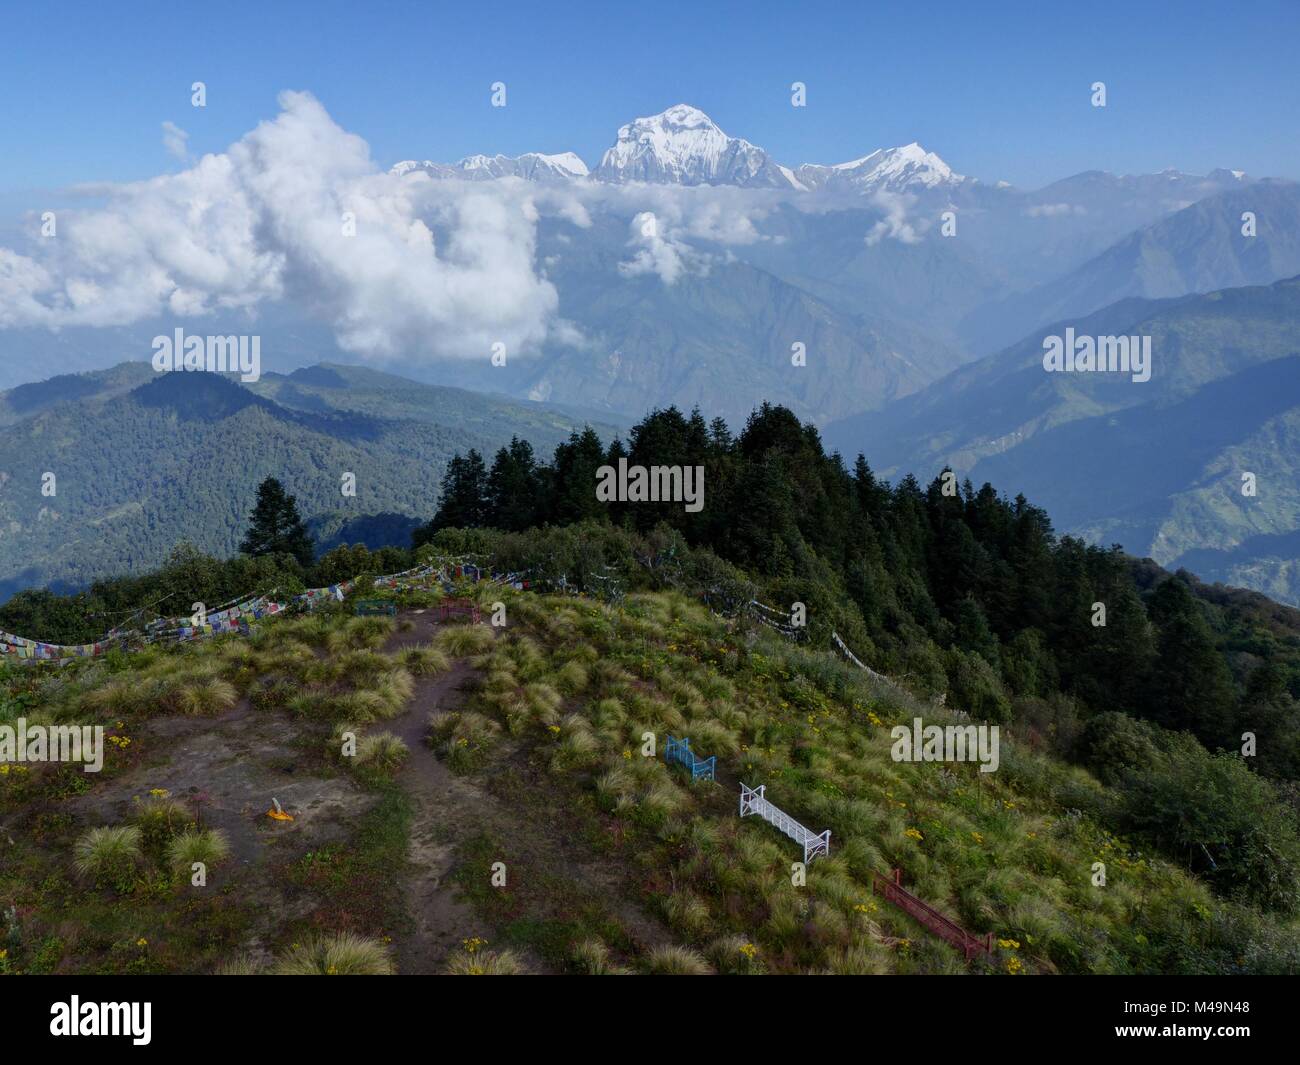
271, 932, 395, 975
73, 825, 143, 886
166, 828, 232, 875
644, 944, 713, 975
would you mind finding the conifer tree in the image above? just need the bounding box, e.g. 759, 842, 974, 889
428, 450, 489, 532
240, 477, 314, 567
486, 437, 541, 531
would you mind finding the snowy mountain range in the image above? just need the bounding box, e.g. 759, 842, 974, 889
389, 103, 1255, 208
391, 103, 970, 194
391, 150, 589, 182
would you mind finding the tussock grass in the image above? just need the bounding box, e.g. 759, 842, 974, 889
287, 686, 334, 719
73, 825, 143, 885
172, 677, 239, 715
661, 890, 712, 937
570, 938, 633, 975
83, 676, 165, 717
166, 828, 232, 874
590, 697, 626, 729
707, 935, 765, 975
334, 650, 392, 686
436, 624, 494, 656
445, 947, 524, 975
396, 644, 450, 676
330, 690, 392, 724
549, 716, 601, 772
250, 676, 298, 712
272, 932, 395, 975
372, 669, 414, 713
513, 681, 562, 729
823, 943, 892, 975
132, 796, 193, 849
356, 732, 409, 771
644, 944, 712, 975
428, 710, 501, 772
30, 585, 1293, 978
214, 955, 261, 975
553, 660, 589, 696
331, 615, 396, 652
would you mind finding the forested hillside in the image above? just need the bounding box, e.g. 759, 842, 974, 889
826, 274, 1300, 605
0, 367, 613, 601
6, 399, 1298, 924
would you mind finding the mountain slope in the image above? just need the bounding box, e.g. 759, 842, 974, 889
961, 181, 1300, 352
825, 275, 1300, 602
0, 368, 611, 599
412, 211, 967, 426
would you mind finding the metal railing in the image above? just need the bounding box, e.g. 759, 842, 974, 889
739, 782, 830, 863
665, 735, 716, 782
871, 869, 994, 961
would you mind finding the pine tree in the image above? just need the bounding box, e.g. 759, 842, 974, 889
239, 478, 314, 567
1146, 577, 1237, 744
431, 450, 489, 531
486, 437, 541, 531
550, 427, 608, 525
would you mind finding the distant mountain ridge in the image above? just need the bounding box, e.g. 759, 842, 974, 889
390, 103, 1247, 200
0, 364, 617, 600
825, 274, 1300, 605
961, 181, 1300, 352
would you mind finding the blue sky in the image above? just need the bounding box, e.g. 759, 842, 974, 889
1, 0, 1298, 214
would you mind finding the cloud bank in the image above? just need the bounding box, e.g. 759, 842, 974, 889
0, 91, 559, 360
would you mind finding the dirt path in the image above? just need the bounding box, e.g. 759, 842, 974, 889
381, 612, 679, 974
384, 615, 496, 974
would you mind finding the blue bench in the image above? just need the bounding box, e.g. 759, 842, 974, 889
665, 735, 716, 782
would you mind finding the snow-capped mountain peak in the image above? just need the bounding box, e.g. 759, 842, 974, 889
592, 104, 801, 189
390, 151, 588, 183
797, 142, 966, 194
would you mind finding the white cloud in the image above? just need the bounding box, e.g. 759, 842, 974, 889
592, 185, 775, 283
864, 191, 924, 246
1023, 202, 1086, 218
0, 92, 560, 361
161, 121, 190, 162
618, 210, 711, 284
0, 93, 926, 349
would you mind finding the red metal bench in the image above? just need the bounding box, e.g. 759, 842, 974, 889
438, 597, 482, 624
872, 868, 994, 961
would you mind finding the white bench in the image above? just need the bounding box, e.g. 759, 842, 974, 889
739, 783, 831, 863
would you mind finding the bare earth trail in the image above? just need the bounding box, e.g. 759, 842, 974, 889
381, 611, 677, 973
382, 613, 499, 974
